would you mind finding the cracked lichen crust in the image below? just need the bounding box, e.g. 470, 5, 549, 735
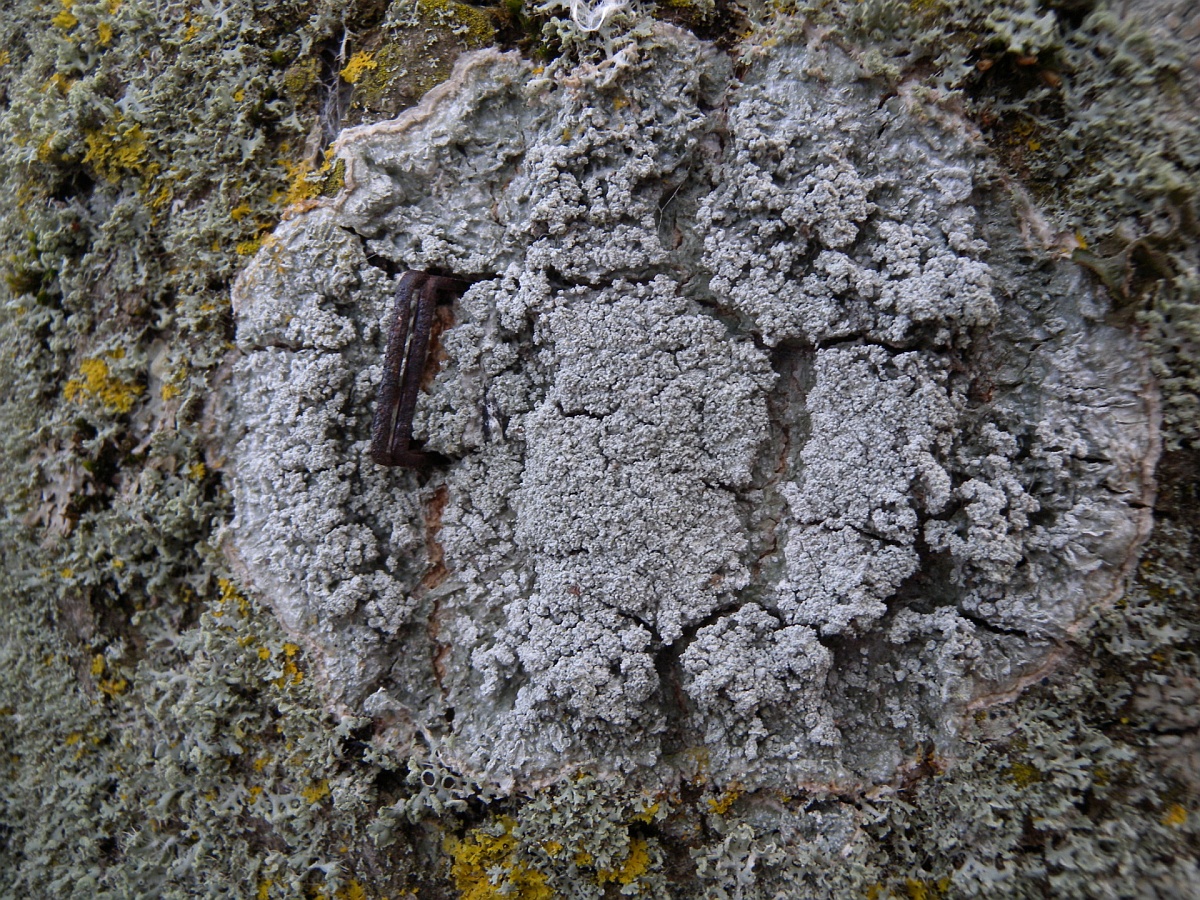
226, 28, 1157, 790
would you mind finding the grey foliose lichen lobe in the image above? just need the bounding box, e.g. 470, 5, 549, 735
225, 24, 1157, 791
228, 213, 434, 706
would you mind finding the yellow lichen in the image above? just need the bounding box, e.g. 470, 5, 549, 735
52, 0, 78, 30
301, 780, 330, 804
187, 462, 206, 480
98, 676, 128, 697
596, 837, 651, 886
98, 21, 113, 45
82, 115, 153, 183
256, 879, 272, 900
63, 357, 144, 413
90, 655, 106, 677
273, 660, 302, 687
1006, 761, 1042, 788
217, 578, 251, 617
230, 203, 252, 222
631, 800, 660, 823
707, 785, 742, 815
257, 646, 271, 660
447, 817, 553, 900
904, 877, 951, 899
278, 155, 323, 205
340, 51, 378, 85
44, 73, 74, 95
1162, 804, 1188, 827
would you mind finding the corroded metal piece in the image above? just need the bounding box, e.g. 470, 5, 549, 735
370, 271, 462, 467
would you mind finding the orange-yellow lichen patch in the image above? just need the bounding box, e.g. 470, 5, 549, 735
301, 779, 330, 804
904, 876, 952, 899
1162, 804, 1188, 828
596, 837, 651, 886
52, 0, 78, 30
631, 799, 660, 823
98, 675, 128, 697
706, 786, 742, 815
446, 817, 553, 900
340, 51, 378, 85
273, 660, 302, 688
63, 357, 143, 413
83, 115, 154, 183
1006, 761, 1042, 788
217, 578, 251, 617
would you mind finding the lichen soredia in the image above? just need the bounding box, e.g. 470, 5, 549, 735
225, 26, 1158, 792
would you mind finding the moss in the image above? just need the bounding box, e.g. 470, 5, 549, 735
282, 56, 320, 99
332, 0, 499, 125
321, 157, 347, 197
416, 0, 497, 47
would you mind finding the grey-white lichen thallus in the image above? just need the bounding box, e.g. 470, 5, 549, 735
225, 26, 1158, 792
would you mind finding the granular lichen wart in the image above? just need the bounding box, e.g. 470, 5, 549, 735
226, 27, 1158, 792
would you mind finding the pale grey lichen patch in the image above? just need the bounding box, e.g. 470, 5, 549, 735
776, 345, 956, 639
696, 48, 995, 349
681, 603, 837, 764
225, 26, 1157, 791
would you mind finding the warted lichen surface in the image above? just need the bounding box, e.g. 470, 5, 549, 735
227, 27, 1157, 791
